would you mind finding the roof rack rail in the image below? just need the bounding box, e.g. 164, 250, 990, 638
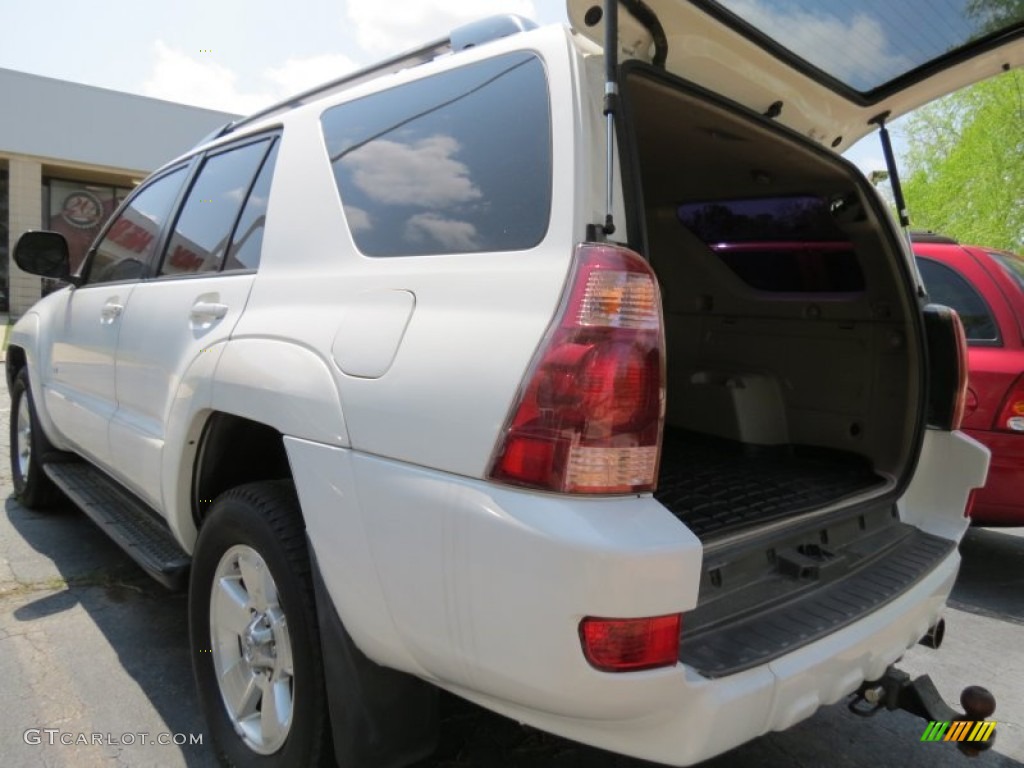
202, 14, 537, 146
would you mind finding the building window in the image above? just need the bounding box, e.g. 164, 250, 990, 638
44, 179, 132, 285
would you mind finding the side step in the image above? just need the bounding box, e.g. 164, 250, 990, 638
43, 462, 190, 590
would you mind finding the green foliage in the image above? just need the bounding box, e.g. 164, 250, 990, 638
900, 69, 1024, 252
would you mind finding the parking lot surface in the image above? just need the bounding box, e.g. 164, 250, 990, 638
1, 388, 1021, 767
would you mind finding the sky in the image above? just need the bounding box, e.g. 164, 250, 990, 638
0, 0, 900, 176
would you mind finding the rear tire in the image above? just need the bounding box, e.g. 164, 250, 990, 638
189, 481, 331, 767
10, 368, 59, 509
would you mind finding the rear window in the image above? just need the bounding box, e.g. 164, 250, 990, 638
916, 257, 999, 342
321, 51, 551, 257
677, 196, 865, 292
709, 0, 1024, 94
988, 250, 1024, 294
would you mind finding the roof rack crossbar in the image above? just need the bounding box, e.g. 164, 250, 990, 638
213, 14, 538, 142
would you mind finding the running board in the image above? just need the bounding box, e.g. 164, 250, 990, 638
43, 462, 190, 590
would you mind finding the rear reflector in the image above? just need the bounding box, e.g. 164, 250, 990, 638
579, 614, 681, 672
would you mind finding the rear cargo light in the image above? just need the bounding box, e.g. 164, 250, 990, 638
995, 374, 1024, 433
488, 243, 665, 493
580, 614, 681, 672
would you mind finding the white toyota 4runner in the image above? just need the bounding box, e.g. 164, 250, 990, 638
9, 2, 1020, 766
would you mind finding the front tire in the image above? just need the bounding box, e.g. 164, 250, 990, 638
190, 481, 330, 767
10, 368, 59, 509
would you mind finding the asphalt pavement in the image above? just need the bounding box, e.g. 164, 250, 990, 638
1, 386, 1022, 768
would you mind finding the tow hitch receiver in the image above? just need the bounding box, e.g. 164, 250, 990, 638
848, 665, 997, 756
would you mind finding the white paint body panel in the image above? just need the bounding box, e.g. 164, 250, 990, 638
110, 274, 255, 507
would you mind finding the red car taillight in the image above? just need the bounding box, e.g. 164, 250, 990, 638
995, 373, 1024, 433
579, 614, 681, 672
488, 243, 665, 493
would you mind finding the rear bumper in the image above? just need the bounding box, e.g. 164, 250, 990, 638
284, 429, 987, 766
452, 549, 959, 765
962, 429, 1024, 525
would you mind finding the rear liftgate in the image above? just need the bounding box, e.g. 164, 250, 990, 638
591, 0, 998, 753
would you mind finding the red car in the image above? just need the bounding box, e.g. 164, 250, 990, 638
912, 232, 1024, 525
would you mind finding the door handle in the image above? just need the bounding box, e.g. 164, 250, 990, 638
100, 302, 124, 322
189, 302, 229, 321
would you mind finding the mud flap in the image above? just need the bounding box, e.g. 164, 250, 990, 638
310, 547, 439, 768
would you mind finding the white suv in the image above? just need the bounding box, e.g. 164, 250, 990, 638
9, 3, 1019, 766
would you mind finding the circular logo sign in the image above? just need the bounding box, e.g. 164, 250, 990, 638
60, 190, 104, 229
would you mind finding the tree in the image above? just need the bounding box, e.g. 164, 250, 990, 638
900, 69, 1024, 252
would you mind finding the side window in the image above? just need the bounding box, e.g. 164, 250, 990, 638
224, 141, 279, 271
87, 167, 187, 285
160, 139, 270, 277
321, 51, 552, 257
916, 257, 1000, 343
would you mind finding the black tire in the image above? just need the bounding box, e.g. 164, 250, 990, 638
10, 368, 59, 509
189, 481, 331, 768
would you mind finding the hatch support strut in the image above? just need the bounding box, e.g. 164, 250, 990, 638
601, 0, 620, 237
869, 111, 912, 244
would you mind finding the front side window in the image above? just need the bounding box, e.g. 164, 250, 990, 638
321, 51, 552, 257
160, 139, 271, 277
87, 167, 187, 285
916, 257, 1000, 343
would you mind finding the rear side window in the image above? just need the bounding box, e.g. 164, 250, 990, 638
88, 167, 187, 285
916, 257, 999, 343
160, 139, 271, 277
321, 51, 551, 257
225, 141, 279, 271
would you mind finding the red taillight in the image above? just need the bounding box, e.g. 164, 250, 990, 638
580, 614, 681, 672
949, 310, 970, 431
488, 243, 665, 493
964, 489, 978, 518
995, 374, 1024, 433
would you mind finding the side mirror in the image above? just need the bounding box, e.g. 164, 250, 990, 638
14, 231, 77, 284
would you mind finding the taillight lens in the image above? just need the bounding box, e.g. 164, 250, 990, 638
488, 243, 665, 493
950, 310, 969, 431
995, 374, 1024, 433
923, 304, 970, 431
580, 614, 681, 672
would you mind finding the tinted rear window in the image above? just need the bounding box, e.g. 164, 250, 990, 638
988, 250, 1024, 294
916, 257, 999, 342
678, 196, 864, 292
709, 0, 1024, 94
321, 51, 551, 257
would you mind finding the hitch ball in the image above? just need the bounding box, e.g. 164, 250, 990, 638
961, 685, 996, 721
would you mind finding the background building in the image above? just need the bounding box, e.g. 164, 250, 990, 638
0, 68, 237, 316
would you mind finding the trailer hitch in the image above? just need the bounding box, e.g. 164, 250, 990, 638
848, 665, 996, 756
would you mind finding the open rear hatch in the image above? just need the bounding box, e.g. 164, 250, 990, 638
568, 0, 1024, 153
565, 0, 1022, 674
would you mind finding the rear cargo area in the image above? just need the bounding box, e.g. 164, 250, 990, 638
621, 65, 922, 542
656, 429, 885, 539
